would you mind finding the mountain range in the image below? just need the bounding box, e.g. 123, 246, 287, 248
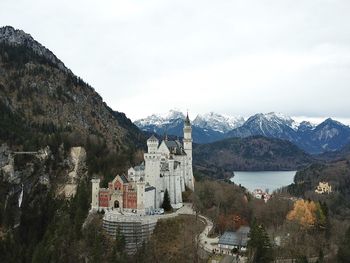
135, 110, 350, 154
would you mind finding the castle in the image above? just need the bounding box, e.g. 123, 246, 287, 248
91, 114, 194, 214
315, 181, 332, 194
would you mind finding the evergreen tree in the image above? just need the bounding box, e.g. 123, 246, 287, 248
316, 249, 324, 263
319, 201, 330, 238
247, 220, 274, 263
296, 255, 308, 263
162, 189, 172, 212
337, 226, 350, 262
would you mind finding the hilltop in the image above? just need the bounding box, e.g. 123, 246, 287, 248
193, 136, 314, 178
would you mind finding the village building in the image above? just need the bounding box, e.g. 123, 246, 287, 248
315, 181, 332, 194
90, 114, 195, 214
252, 188, 271, 202
218, 226, 250, 254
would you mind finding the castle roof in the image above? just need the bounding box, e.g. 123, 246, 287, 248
120, 174, 128, 183
218, 227, 250, 247
133, 163, 145, 171
145, 186, 156, 192
184, 113, 191, 126
147, 134, 158, 142
164, 140, 186, 155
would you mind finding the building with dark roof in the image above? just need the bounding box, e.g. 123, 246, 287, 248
218, 226, 250, 254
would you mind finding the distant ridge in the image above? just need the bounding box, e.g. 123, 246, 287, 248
193, 136, 314, 178
135, 110, 350, 154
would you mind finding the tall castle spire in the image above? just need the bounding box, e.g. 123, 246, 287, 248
183, 112, 194, 191
185, 112, 191, 126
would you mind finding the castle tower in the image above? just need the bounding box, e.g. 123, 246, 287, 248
144, 135, 161, 204
136, 181, 145, 214
147, 135, 159, 153
183, 113, 194, 191
91, 178, 100, 211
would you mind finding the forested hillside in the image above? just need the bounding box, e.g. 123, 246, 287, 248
193, 136, 314, 178
0, 26, 145, 262
287, 158, 350, 219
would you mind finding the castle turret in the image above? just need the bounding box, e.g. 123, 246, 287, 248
136, 180, 145, 214
91, 178, 100, 211
147, 135, 159, 153
183, 113, 192, 151
183, 113, 194, 191
144, 135, 161, 204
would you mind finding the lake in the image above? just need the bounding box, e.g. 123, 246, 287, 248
230, 171, 297, 193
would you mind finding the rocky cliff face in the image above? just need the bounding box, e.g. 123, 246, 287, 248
0, 142, 86, 228
0, 26, 70, 74
58, 146, 87, 198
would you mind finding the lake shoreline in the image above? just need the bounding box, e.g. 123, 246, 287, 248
230, 171, 297, 193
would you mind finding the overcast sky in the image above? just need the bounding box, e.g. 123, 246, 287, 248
1, 0, 350, 123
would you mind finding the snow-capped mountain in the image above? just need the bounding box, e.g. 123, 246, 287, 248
193, 112, 244, 133
134, 109, 185, 128
134, 109, 185, 137
135, 110, 244, 143
134, 110, 350, 154
228, 114, 350, 154
227, 112, 299, 141
308, 118, 350, 152
297, 121, 316, 133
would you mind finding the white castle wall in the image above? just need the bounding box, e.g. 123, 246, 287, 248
144, 153, 161, 189
144, 188, 156, 213
136, 182, 145, 212
91, 178, 100, 210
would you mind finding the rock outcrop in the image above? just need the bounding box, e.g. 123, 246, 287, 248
58, 146, 87, 198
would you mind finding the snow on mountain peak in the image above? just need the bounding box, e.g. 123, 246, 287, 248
264, 112, 299, 130
134, 109, 185, 127
193, 112, 245, 133
163, 109, 185, 120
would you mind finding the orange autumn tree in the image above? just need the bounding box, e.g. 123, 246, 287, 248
217, 214, 248, 233
286, 199, 317, 228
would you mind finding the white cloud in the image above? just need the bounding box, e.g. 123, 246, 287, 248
1, 0, 350, 120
